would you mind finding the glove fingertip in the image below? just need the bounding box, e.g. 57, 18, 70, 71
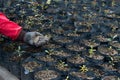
35, 32, 43, 36
44, 36, 51, 41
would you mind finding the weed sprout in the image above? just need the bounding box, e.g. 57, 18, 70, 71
14, 46, 25, 56
80, 65, 88, 73
89, 46, 96, 57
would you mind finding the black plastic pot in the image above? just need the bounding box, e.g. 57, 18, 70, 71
69, 70, 95, 80
50, 48, 72, 60
22, 56, 44, 75
109, 41, 120, 49
82, 39, 100, 48
98, 45, 118, 56
52, 60, 71, 76
67, 54, 86, 68
101, 74, 120, 80
65, 43, 86, 53
34, 53, 57, 67
91, 34, 110, 45
34, 68, 62, 80
52, 36, 73, 47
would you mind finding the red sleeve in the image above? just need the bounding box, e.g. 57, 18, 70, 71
0, 12, 22, 40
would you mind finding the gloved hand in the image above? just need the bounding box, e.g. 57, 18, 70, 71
0, 66, 19, 80
23, 32, 50, 47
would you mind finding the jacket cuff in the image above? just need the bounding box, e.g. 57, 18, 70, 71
16, 30, 26, 41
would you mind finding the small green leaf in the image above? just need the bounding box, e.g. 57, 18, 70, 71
45, 50, 49, 53
113, 34, 117, 39
46, 0, 51, 4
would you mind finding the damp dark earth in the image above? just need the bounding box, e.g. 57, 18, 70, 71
0, 0, 120, 80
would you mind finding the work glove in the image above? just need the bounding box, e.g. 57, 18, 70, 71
0, 66, 19, 80
23, 32, 50, 47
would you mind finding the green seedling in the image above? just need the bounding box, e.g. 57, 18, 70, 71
112, 0, 116, 7
58, 60, 68, 68
108, 46, 112, 50
89, 46, 96, 57
65, 75, 69, 80
113, 35, 118, 39
45, 49, 54, 55
107, 34, 118, 41
14, 46, 25, 56
80, 65, 88, 73
106, 55, 120, 66
102, 2, 106, 7
0, 38, 4, 42
46, 0, 51, 4
108, 57, 114, 66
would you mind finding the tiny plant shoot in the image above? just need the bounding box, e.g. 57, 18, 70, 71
80, 65, 88, 73
15, 46, 25, 56
89, 46, 96, 57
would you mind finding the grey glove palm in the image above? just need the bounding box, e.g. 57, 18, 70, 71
23, 32, 50, 47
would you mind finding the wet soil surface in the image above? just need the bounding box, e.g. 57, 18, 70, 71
0, 0, 120, 80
